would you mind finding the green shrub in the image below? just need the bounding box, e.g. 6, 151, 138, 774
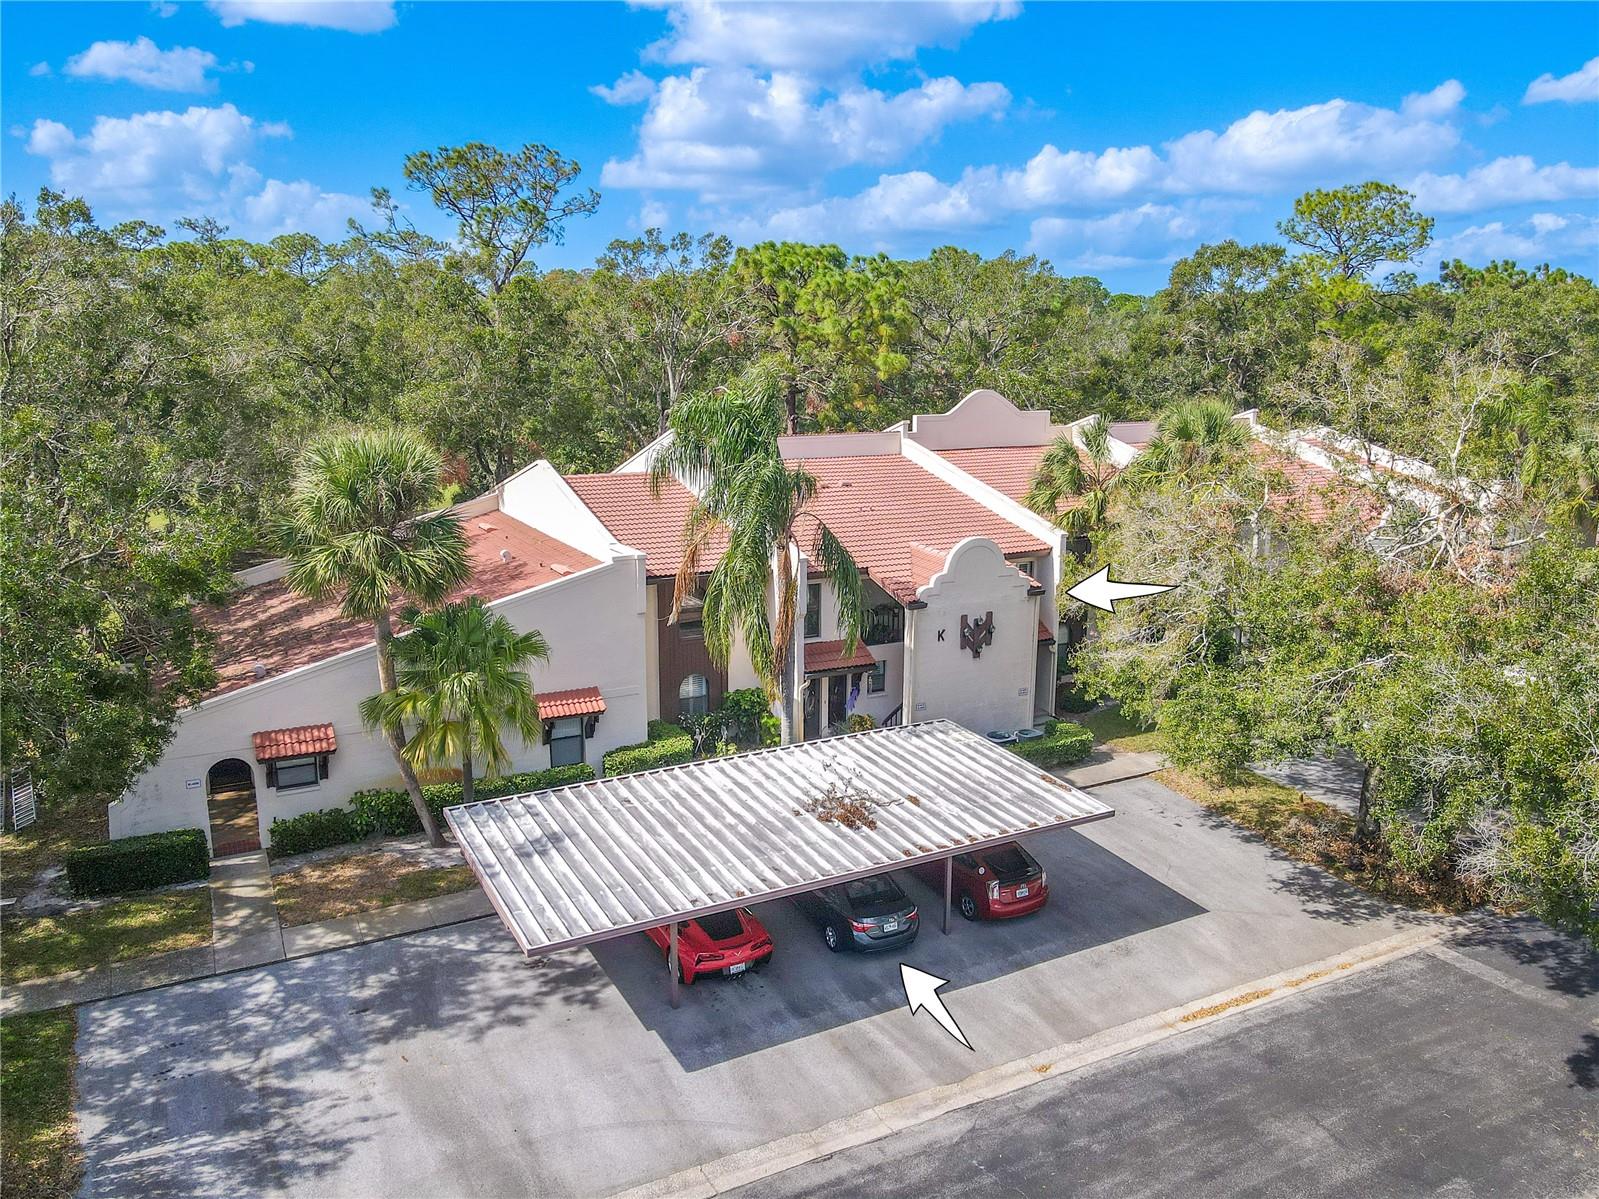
268, 807, 364, 857
759, 713, 781, 747
847, 713, 875, 733
604, 721, 695, 776
271, 763, 599, 857
718, 688, 771, 744
1007, 722, 1094, 767
1055, 679, 1098, 713
64, 829, 210, 897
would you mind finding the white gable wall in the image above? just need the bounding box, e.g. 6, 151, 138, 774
113, 556, 650, 851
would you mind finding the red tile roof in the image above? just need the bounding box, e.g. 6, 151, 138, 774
564, 473, 728, 579
795, 455, 1050, 604
804, 639, 877, 674
201, 513, 598, 700
537, 686, 607, 721
1250, 443, 1384, 528
935, 444, 1103, 514
1038, 621, 1054, 643
252, 723, 337, 761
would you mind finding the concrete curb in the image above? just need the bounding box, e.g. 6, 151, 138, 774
606, 924, 1451, 1199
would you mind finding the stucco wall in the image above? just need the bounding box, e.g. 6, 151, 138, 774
111, 557, 650, 851
903, 538, 1037, 735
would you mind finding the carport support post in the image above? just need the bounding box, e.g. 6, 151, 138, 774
943, 854, 952, 935
668, 922, 680, 1009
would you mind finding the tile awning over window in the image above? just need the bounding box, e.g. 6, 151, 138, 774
538, 686, 607, 721
805, 639, 877, 675
1038, 621, 1055, 643
252, 723, 337, 761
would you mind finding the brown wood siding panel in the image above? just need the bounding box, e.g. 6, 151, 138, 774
654, 581, 728, 717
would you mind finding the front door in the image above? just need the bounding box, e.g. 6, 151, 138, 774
803, 679, 821, 740
827, 674, 847, 729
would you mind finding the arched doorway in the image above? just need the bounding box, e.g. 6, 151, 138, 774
207, 758, 260, 857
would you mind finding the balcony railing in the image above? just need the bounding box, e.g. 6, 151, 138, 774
863, 603, 903, 646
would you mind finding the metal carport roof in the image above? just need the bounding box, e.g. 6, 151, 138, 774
446, 720, 1114, 959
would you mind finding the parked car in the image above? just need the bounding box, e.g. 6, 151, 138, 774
793, 873, 919, 953
911, 841, 1048, 921
644, 908, 773, 984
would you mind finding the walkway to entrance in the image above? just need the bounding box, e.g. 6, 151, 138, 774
207, 758, 260, 856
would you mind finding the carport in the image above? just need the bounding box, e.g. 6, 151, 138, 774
445, 720, 1114, 1006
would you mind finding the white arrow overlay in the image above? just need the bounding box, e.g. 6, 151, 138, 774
1066, 565, 1178, 614
900, 964, 973, 1050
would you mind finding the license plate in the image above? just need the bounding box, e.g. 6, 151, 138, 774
881, 920, 899, 933
727, 962, 747, 975
1016, 886, 1029, 898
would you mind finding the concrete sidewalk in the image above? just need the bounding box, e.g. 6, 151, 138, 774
0, 869, 491, 1017
1057, 746, 1167, 789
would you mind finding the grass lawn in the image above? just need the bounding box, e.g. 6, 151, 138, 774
1, 1009, 83, 1199
0, 892, 213, 985
0, 801, 108, 901
1157, 767, 1481, 914
273, 852, 476, 927
1063, 706, 1169, 754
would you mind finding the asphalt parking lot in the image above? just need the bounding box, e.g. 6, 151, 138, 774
73, 775, 1442, 1198
735, 918, 1599, 1199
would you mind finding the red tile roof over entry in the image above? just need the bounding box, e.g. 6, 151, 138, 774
536, 686, 607, 720
201, 513, 597, 700
252, 723, 337, 760
795, 455, 1050, 603
804, 639, 877, 674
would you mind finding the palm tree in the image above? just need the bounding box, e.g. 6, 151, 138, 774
651, 363, 866, 743
1025, 415, 1119, 542
1125, 398, 1252, 489
280, 428, 469, 847
360, 598, 550, 806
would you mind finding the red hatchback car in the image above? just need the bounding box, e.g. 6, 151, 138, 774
912, 841, 1049, 921
645, 908, 774, 984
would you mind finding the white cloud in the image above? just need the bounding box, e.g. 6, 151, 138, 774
150, 1, 179, 15
642, 0, 1018, 73
1007, 143, 1164, 206
1164, 87, 1464, 193
26, 104, 282, 205
591, 69, 657, 106
29, 61, 51, 77
1524, 56, 1599, 105
240, 178, 367, 239
1400, 79, 1466, 119
1427, 211, 1599, 266
1409, 155, 1599, 213
1027, 203, 1208, 268
602, 68, 1008, 199
64, 37, 221, 92
207, 1, 396, 33
21, 102, 361, 241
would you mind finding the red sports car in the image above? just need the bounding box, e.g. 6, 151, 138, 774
644, 907, 774, 984
911, 841, 1049, 920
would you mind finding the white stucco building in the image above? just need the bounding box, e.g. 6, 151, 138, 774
132, 388, 1378, 855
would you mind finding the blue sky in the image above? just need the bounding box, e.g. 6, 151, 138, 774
4, 1, 1597, 292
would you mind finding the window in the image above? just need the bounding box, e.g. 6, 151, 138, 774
678, 595, 704, 640
867, 660, 887, 694
549, 717, 586, 767
804, 582, 821, 639
679, 673, 709, 716
269, 754, 323, 791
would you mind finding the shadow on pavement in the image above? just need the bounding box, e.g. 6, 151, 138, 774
74, 920, 603, 1199
592, 827, 1205, 1072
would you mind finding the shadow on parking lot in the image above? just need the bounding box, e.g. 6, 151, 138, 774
591, 828, 1206, 1072
74, 919, 606, 1199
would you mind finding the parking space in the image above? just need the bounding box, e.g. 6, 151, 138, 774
74, 776, 1443, 1199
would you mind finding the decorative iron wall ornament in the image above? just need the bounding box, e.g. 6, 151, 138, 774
960, 612, 995, 658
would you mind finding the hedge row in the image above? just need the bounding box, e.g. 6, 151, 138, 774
602, 719, 695, 776
267, 762, 597, 858
1007, 721, 1095, 767
64, 828, 210, 897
